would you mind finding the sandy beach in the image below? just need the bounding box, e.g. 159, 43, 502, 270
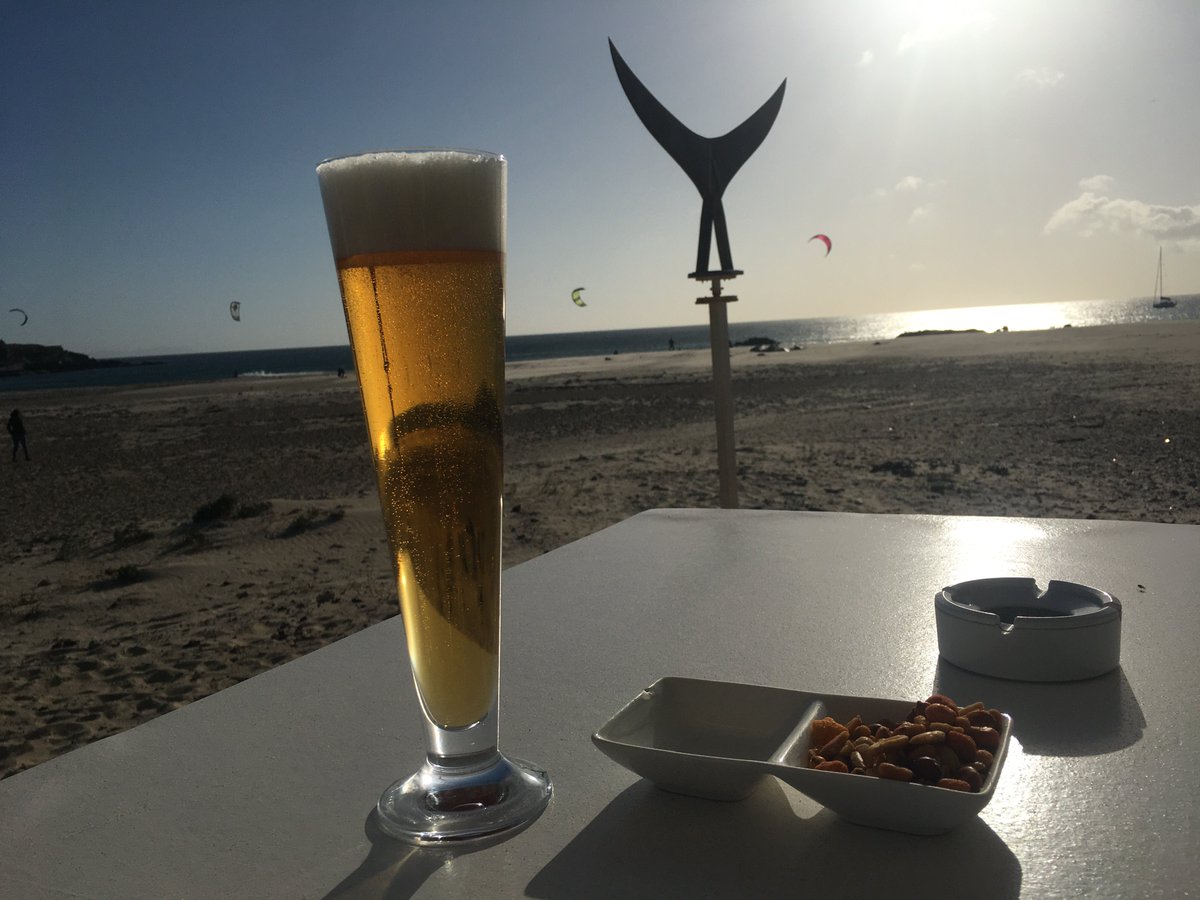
2, 321, 1198, 779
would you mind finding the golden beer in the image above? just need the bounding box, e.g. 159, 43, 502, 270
319, 150, 548, 844
319, 151, 506, 730
336, 248, 503, 727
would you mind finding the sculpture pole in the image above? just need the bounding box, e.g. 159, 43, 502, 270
695, 273, 739, 508
609, 40, 785, 509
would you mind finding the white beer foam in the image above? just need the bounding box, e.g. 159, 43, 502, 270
318, 150, 505, 259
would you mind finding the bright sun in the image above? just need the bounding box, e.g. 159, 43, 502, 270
897, 0, 997, 52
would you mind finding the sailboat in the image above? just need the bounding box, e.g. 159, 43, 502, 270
1152, 247, 1177, 309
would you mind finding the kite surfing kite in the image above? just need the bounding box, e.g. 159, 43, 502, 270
9, 308, 28, 326
808, 234, 832, 256
229, 301, 241, 321
570, 287, 587, 307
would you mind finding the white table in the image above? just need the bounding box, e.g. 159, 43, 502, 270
2, 510, 1197, 898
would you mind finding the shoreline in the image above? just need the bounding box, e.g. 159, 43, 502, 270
2, 320, 1198, 779
4, 307, 1195, 393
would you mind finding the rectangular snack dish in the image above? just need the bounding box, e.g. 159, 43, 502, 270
592, 677, 1012, 835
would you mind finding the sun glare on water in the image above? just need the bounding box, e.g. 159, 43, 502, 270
889, 301, 1082, 335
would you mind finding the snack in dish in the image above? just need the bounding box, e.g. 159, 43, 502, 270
807, 693, 1003, 792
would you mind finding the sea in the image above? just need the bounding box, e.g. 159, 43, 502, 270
3, 293, 1197, 394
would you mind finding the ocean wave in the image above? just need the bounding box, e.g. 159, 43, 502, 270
236, 369, 330, 379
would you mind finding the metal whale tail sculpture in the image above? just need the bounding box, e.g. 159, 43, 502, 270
609, 39, 786, 275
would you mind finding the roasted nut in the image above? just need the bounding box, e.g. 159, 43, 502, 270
925, 693, 958, 708
817, 729, 850, 759
936, 745, 961, 773
967, 709, 999, 728
878, 762, 913, 782
945, 730, 978, 764
924, 702, 957, 724
974, 749, 995, 768
936, 778, 972, 792
811, 717, 845, 747
909, 730, 946, 746
816, 759, 849, 773
851, 724, 873, 740
897, 721, 926, 738
870, 734, 911, 755
958, 701, 984, 716
909, 756, 943, 783
848, 750, 865, 770
969, 726, 1001, 751
956, 766, 984, 791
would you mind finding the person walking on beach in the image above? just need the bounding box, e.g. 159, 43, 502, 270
7, 409, 30, 461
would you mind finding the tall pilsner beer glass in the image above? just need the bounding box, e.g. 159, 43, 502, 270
317, 150, 551, 844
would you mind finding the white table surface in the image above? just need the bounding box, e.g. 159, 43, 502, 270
1, 509, 1197, 899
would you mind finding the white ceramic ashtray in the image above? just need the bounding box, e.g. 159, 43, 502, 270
592, 677, 1012, 835
936, 578, 1121, 682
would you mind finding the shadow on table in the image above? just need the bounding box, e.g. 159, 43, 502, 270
934, 662, 1144, 756
527, 779, 1021, 899
322, 810, 519, 900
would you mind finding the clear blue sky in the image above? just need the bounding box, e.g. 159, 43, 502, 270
3, 0, 1198, 357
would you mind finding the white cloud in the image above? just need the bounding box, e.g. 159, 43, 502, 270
1079, 175, 1116, 194
891, 175, 947, 194
1044, 190, 1200, 243
869, 177, 945, 221
858, 50, 875, 68
1017, 67, 1065, 90
898, 9, 996, 53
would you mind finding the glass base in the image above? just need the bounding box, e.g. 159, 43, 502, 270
376, 752, 552, 845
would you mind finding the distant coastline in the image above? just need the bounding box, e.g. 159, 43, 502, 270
897, 328, 987, 338
0, 341, 137, 378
